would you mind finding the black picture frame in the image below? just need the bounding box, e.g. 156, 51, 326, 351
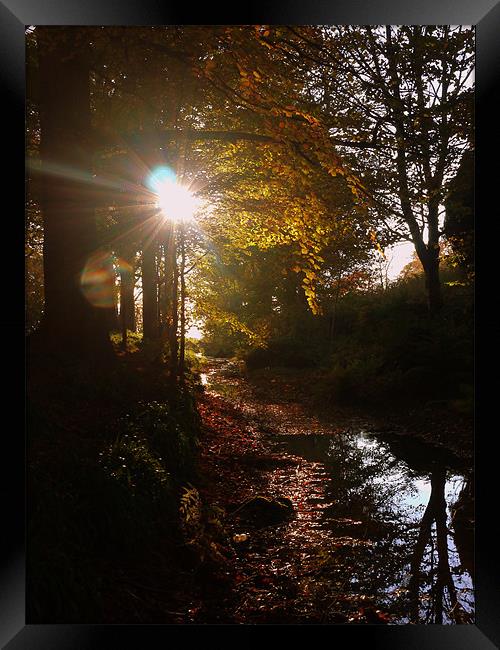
4, 0, 497, 647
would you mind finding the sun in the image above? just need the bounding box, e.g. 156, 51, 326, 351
155, 178, 200, 223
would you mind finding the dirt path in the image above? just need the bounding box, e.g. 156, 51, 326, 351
191, 360, 392, 624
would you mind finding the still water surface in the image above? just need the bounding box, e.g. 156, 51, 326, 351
277, 430, 474, 623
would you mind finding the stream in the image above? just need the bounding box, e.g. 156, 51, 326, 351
199, 358, 474, 624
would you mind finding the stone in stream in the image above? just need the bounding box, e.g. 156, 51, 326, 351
231, 495, 295, 528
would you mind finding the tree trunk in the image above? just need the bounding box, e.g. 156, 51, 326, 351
119, 252, 136, 332
179, 226, 186, 382
141, 243, 158, 341
418, 247, 443, 316
328, 277, 342, 346
160, 222, 179, 377
119, 250, 136, 351
385, 29, 444, 318
106, 297, 119, 332
169, 235, 179, 379
34, 27, 113, 363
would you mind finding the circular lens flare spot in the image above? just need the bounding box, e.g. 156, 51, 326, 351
147, 165, 177, 193
80, 250, 117, 308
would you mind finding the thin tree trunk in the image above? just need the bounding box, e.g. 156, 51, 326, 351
107, 274, 119, 332
121, 310, 127, 353
169, 230, 179, 379
329, 276, 342, 346
158, 243, 167, 340
142, 242, 158, 341
162, 222, 178, 377
179, 226, 186, 382
119, 252, 136, 332
119, 250, 136, 352
157, 247, 163, 338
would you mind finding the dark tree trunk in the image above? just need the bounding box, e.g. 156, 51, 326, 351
159, 222, 179, 378
425, 259, 443, 316
106, 282, 119, 332
34, 27, 113, 363
119, 252, 136, 333
179, 227, 186, 382
119, 250, 136, 351
169, 238, 179, 380
142, 243, 158, 341
417, 246, 443, 316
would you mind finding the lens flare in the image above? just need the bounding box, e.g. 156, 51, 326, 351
147, 166, 177, 193
80, 250, 117, 308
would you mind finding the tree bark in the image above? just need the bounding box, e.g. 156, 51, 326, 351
106, 294, 119, 332
119, 251, 136, 333
141, 242, 158, 341
119, 249, 136, 351
160, 222, 179, 376
418, 246, 443, 316
34, 27, 113, 363
179, 226, 186, 382
169, 234, 179, 379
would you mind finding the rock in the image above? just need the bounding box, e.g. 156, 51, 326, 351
232, 495, 295, 527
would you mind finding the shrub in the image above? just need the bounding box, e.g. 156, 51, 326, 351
28, 387, 202, 622
118, 400, 200, 481
245, 339, 317, 370
322, 279, 473, 408
28, 433, 176, 622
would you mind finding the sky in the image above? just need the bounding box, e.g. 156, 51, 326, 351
385, 241, 415, 280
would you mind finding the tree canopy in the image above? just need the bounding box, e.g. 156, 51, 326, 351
26, 25, 474, 362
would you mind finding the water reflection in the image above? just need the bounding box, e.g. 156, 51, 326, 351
407, 468, 471, 623
279, 431, 474, 624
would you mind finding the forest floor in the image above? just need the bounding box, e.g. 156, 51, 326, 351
191, 368, 373, 623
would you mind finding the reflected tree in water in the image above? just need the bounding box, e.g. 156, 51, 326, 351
294, 433, 474, 623
408, 469, 474, 624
